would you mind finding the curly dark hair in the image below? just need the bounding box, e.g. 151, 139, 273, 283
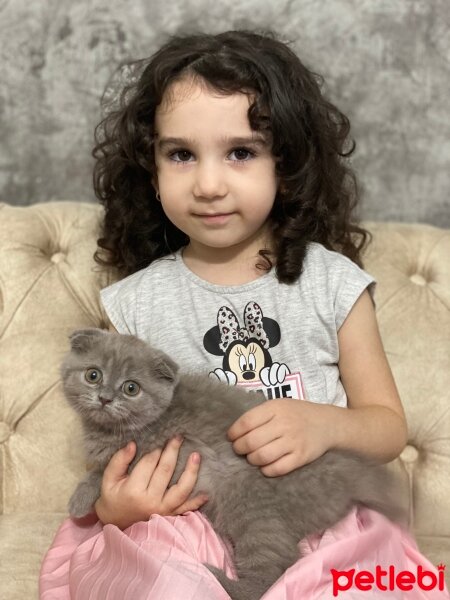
93, 29, 371, 283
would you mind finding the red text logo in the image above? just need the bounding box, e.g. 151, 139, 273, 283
331, 564, 446, 596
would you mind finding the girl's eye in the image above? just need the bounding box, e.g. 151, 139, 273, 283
85, 368, 102, 384
169, 150, 193, 163
168, 147, 255, 164
122, 381, 140, 396
230, 148, 255, 161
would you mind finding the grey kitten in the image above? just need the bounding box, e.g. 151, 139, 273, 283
62, 328, 404, 600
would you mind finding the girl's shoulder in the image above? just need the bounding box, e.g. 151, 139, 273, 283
99, 252, 181, 334
303, 242, 374, 285
302, 242, 376, 329
304, 242, 362, 272
101, 252, 180, 298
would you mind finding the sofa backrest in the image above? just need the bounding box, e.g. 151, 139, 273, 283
361, 220, 450, 542
0, 202, 448, 546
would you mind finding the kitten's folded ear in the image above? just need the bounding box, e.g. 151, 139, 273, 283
152, 349, 179, 384
69, 328, 108, 353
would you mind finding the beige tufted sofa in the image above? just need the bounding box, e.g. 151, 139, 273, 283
0, 201, 449, 599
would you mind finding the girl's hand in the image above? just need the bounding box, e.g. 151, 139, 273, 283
94, 437, 208, 530
227, 399, 335, 477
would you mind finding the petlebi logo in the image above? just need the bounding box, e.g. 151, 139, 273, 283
331, 563, 446, 596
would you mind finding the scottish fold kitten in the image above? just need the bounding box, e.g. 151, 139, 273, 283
62, 328, 403, 600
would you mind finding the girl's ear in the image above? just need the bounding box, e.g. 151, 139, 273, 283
278, 181, 288, 195
69, 328, 107, 353
151, 178, 161, 202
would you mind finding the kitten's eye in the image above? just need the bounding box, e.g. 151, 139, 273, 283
85, 368, 102, 384
122, 381, 140, 396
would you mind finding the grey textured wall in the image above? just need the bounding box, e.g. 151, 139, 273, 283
1, 0, 449, 225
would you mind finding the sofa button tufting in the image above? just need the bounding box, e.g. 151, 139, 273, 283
0, 422, 11, 443
51, 252, 66, 264
400, 444, 419, 463
409, 273, 427, 286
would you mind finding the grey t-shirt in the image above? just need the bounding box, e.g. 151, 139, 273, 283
100, 242, 375, 408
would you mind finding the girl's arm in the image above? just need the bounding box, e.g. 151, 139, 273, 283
228, 289, 408, 476
333, 288, 408, 462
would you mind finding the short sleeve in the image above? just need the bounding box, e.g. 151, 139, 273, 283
333, 259, 376, 331
304, 243, 376, 333
99, 269, 146, 335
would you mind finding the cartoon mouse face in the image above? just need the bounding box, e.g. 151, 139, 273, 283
203, 302, 293, 392
224, 339, 267, 382
203, 302, 282, 384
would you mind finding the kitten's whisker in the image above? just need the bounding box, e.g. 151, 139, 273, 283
126, 414, 157, 443
119, 419, 125, 444
125, 412, 148, 435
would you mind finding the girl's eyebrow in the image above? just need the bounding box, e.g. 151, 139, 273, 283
156, 135, 268, 150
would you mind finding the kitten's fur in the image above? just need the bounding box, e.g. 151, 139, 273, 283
62, 328, 404, 600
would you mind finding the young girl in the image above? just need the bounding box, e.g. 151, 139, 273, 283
40, 30, 448, 599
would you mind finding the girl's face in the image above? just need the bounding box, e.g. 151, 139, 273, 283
153, 78, 278, 259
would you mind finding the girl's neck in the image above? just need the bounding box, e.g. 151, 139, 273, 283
181, 234, 274, 286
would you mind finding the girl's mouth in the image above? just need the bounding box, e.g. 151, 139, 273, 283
195, 212, 235, 225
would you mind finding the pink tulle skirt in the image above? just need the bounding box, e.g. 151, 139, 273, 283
40, 506, 449, 599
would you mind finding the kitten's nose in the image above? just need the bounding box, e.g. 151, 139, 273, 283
99, 396, 113, 407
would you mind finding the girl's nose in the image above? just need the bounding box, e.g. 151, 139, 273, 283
192, 161, 228, 199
